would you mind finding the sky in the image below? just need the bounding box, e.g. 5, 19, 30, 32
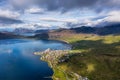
0, 0, 120, 30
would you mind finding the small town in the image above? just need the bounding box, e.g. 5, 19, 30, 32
34, 48, 70, 67
35, 49, 89, 80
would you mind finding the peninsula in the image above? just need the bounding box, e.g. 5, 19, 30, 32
35, 28, 120, 80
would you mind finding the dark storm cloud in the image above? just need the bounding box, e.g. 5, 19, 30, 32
3, 0, 119, 13
94, 0, 120, 12
0, 17, 23, 25
35, 0, 98, 11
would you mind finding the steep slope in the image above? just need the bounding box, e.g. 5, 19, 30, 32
70, 24, 120, 35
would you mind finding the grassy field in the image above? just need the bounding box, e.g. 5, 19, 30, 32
49, 31, 120, 80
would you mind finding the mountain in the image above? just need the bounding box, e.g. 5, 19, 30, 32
29, 33, 49, 39
70, 26, 96, 34
0, 24, 120, 40
96, 24, 120, 35
13, 28, 34, 34
70, 24, 120, 35
35, 29, 49, 34
0, 32, 21, 39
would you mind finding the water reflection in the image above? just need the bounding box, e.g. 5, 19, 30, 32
0, 39, 70, 80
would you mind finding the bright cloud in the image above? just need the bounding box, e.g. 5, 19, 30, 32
25, 6, 45, 14
40, 17, 78, 23
0, 9, 20, 19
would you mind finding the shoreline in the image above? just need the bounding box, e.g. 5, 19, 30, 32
34, 39, 86, 80
48, 39, 72, 47
34, 49, 70, 80
34, 39, 72, 80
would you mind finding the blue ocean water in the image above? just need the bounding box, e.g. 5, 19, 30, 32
0, 39, 70, 80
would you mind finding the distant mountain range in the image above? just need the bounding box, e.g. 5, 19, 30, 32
0, 32, 23, 39
70, 24, 120, 35
13, 28, 34, 34
0, 24, 120, 39
35, 29, 49, 34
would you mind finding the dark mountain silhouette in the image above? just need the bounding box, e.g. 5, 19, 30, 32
35, 29, 49, 34
70, 26, 96, 34
0, 32, 49, 40
70, 24, 120, 35
29, 33, 49, 39
0, 32, 21, 39
96, 24, 120, 35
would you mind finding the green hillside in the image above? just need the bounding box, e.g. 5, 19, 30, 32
49, 32, 120, 80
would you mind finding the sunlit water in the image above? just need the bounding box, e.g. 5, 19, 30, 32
0, 39, 70, 80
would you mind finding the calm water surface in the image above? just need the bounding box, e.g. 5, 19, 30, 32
0, 39, 70, 80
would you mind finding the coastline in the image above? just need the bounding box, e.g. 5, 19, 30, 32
34, 33, 120, 80
34, 39, 86, 80
48, 39, 72, 49
34, 49, 70, 80
34, 39, 71, 80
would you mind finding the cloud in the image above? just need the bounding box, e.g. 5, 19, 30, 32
0, 9, 23, 25
9, 0, 34, 10
5, 0, 119, 13
65, 10, 120, 27
2, 0, 120, 15
25, 6, 45, 14
7, 0, 97, 12
7, 23, 52, 30
0, 0, 120, 29
36, 0, 98, 12
0, 9, 20, 18
40, 17, 77, 23
93, 10, 120, 27
106, 11, 120, 22
0, 17, 23, 25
